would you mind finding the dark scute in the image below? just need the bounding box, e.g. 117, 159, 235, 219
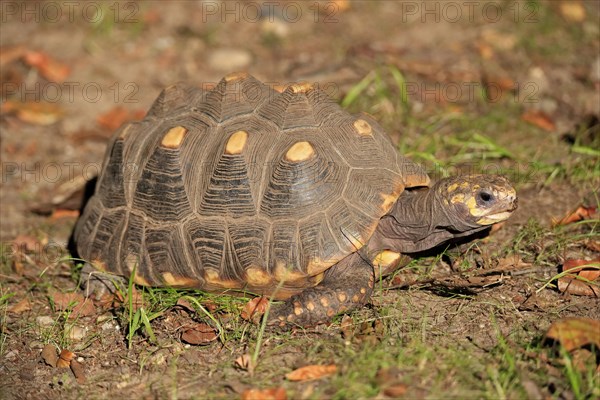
133, 147, 192, 221
198, 154, 256, 217
260, 151, 342, 219
185, 218, 226, 272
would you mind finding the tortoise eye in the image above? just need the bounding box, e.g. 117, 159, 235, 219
477, 191, 494, 204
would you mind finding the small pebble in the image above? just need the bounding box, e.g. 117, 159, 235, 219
101, 321, 115, 331
68, 326, 87, 341
36, 316, 54, 326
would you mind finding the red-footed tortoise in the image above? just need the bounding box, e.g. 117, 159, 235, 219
75, 72, 517, 327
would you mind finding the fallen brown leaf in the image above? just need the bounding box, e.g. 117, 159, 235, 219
23, 51, 71, 83
96, 106, 145, 131
1, 100, 64, 125
521, 110, 556, 132
57, 349, 75, 368
553, 205, 597, 226
176, 298, 195, 313
50, 209, 80, 220
241, 297, 268, 321
383, 383, 409, 398
546, 317, 600, 351
241, 387, 287, 400
41, 344, 58, 367
51, 291, 96, 318
181, 323, 218, 345
285, 364, 337, 382
8, 298, 31, 314
558, 258, 600, 297
70, 359, 86, 384
558, 276, 600, 297
12, 234, 40, 252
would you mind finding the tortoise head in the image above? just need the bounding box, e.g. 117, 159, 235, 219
435, 174, 517, 230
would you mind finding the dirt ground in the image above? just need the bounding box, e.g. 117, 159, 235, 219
1, 1, 599, 399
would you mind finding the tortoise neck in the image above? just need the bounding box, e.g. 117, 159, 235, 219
368, 185, 455, 254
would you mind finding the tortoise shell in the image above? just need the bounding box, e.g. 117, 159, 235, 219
74, 73, 430, 299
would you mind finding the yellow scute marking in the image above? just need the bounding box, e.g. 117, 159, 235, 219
353, 119, 372, 136
204, 269, 240, 289
274, 262, 307, 283
285, 141, 315, 162
246, 266, 271, 286
447, 183, 459, 193
134, 272, 151, 286
224, 71, 248, 82
162, 272, 199, 287
289, 82, 313, 93
225, 130, 248, 154
372, 250, 401, 267
380, 192, 399, 211
161, 126, 187, 148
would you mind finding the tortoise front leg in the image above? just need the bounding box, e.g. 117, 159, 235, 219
268, 252, 375, 327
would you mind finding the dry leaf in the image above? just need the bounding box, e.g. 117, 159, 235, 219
51, 291, 96, 318
546, 317, 600, 351
23, 51, 71, 83
96, 106, 145, 131
521, 110, 556, 132
176, 298, 195, 313
285, 364, 337, 381
8, 298, 31, 314
585, 240, 600, 252
558, 258, 600, 297
70, 359, 86, 384
41, 344, 58, 367
383, 383, 408, 398
181, 323, 218, 345
57, 349, 75, 368
241, 297, 269, 321
1, 100, 64, 125
553, 205, 597, 226
559, 1, 586, 22
241, 387, 287, 400
12, 234, 39, 252
50, 209, 80, 220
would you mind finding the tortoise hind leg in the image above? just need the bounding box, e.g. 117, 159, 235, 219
79, 263, 128, 300
268, 252, 375, 327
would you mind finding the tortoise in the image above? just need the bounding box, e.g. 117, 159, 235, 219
74, 72, 517, 327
